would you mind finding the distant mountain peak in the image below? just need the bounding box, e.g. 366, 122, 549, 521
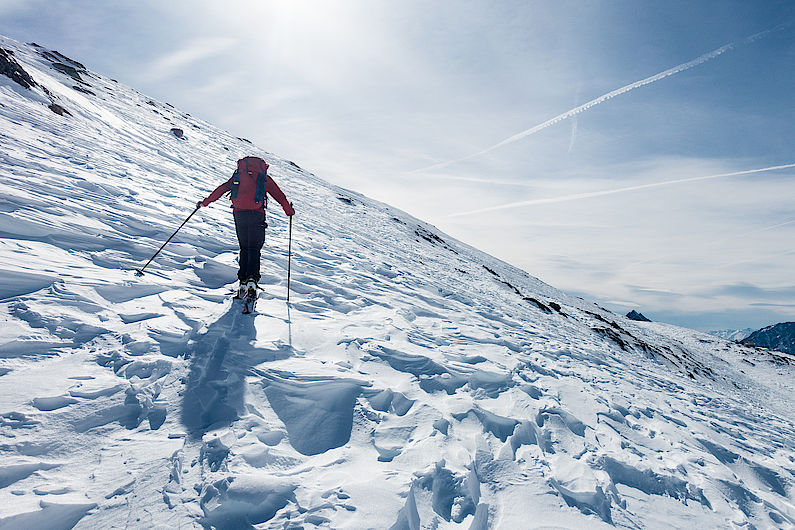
708, 328, 754, 342
626, 310, 651, 322
743, 322, 795, 354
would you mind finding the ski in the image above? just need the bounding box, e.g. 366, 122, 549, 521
242, 287, 257, 314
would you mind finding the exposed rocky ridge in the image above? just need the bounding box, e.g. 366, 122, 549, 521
744, 322, 795, 355
0, 47, 37, 89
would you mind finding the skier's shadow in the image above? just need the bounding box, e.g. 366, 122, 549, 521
180, 301, 291, 439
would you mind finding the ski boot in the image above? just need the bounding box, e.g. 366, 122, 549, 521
242, 278, 258, 314
234, 280, 247, 300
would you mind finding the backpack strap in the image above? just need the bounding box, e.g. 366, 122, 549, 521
254, 158, 268, 204
229, 167, 241, 199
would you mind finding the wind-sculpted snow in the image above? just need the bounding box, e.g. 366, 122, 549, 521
1, 35, 794, 528
259, 373, 368, 456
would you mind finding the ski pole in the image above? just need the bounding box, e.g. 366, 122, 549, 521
287, 205, 293, 302
135, 203, 200, 276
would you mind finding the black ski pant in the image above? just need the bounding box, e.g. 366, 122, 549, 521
233, 210, 266, 283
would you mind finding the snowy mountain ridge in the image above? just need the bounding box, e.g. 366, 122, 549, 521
744, 322, 795, 355
708, 328, 755, 342
1, 35, 794, 529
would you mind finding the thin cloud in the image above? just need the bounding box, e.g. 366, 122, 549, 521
621, 214, 795, 272
144, 38, 237, 81
445, 163, 795, 218
708, 282, 795, 299
716, 247, 795, 269
413, 27, 779, 174
426, 174, 539, 187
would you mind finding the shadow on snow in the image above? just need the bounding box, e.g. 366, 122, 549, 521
180, 301, 291, 438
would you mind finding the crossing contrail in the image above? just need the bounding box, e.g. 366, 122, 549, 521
413, 28, 777, 174
444, 163, 795, 218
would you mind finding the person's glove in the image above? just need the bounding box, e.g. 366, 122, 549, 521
286, 203, 295, 217
196, 200, 204, 209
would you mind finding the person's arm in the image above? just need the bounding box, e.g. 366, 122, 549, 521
199, 178, 232, 207
266, 177, 295, 216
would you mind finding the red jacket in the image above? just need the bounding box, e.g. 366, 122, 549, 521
202, 157, 294, 216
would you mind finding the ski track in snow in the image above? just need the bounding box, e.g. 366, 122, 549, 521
0, 35, 794, 529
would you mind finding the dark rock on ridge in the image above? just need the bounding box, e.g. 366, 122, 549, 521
0, 47, 37, 89
72, 85, 95, 96
48, 103, 71, 116
626, 310, 651, 322
51, 62, 84, 83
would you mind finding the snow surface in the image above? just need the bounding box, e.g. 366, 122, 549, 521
1, 35, 794, 529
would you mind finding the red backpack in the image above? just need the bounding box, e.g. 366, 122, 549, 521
230, 157, 268, 210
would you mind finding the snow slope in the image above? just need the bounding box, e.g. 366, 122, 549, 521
1, 36, 794, 529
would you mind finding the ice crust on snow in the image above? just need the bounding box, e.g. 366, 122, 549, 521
0, 35, 794, 528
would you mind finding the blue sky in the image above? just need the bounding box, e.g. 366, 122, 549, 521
2, 0, 794, 330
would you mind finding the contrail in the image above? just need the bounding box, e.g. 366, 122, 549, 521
413, 28, 776, 174
445, 163, 795, 218
763, 219, 795, 230
567, 117, 578, 154
567, 85, 581, 154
